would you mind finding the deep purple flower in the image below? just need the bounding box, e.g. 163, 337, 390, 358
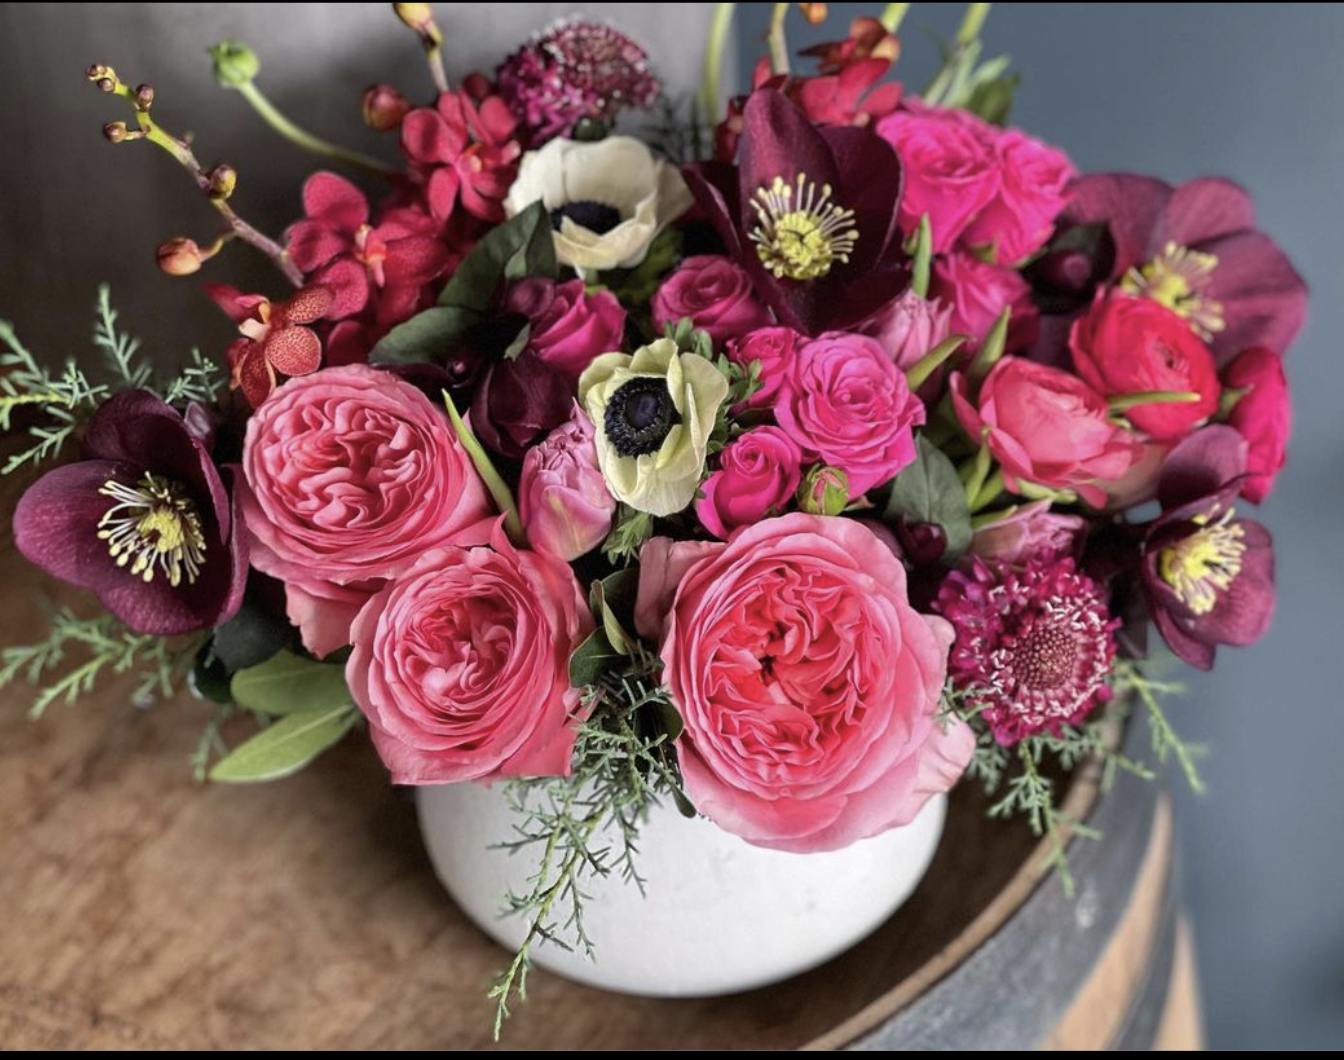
13, 391, 247, 635
684, 89, 907, 337
1141, 425, 1275, 670
1034, 174, 1307, 366
469, 349, 573, 460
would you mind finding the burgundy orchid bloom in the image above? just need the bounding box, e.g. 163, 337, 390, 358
401, 90, 522, 224
286, 172, 449, 326
1141, 425, 1275, 670
688, 88, 907, 336
207, 283, 334, 408
13, 391, 247, 635
1036, 174, 1307, 366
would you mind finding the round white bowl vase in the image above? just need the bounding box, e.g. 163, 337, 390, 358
418, 783, 946, 997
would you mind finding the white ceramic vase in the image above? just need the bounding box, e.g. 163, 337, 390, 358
418, 784, 946, 997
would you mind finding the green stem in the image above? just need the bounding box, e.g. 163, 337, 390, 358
969, 469, 1005, 513
881, 2, 912, 32
905, 334, 965, 391
967, 307, 1011, 387
1107, 389, 1201, 414
961, 444, 991, 506
441, 390, 526, 547
956, 2, 992, 44
701, 3, 737, 124
236, 81, 396, 176
768, 2, 791, 76
909, 213, 933, 298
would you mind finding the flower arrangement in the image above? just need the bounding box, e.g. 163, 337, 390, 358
0, 1, 1304, 1038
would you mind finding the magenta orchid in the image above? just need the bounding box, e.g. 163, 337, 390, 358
400, 89, 522, 224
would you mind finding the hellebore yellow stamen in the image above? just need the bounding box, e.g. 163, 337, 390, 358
749, 173, 858, 281
97, 474, 207, 587
1159, 507, 1246, 615
1121, 241, 1226, 339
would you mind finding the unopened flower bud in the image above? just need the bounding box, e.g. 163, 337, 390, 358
361, 83, 410, 131
134, 83, 155, 110
102, 121, 129, 143
208, 39, 260, 88
799, 3, 828, 24
95, 77, 116, 94
798, 465, 849, 516
156, 238, 204, 276
394, 3, 437, 37
207, 163, 237, 199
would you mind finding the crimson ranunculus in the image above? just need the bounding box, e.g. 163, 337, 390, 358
652, 254, 773, 347
1070, 292, 1220, 441
1222, 347, 1291, 504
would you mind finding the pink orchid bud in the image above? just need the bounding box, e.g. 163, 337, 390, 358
102, 121, 129, 143
519, 412, 616, 562
362, 83, 411, 131
156, 238, 204, 277
799, 3, 828, 25
207, 164, 237, 200
133, 83, 155, 111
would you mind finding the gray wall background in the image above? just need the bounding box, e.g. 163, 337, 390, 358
0, 2, 1339, 1049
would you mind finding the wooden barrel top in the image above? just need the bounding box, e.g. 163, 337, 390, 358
0, 471, 1194, 1050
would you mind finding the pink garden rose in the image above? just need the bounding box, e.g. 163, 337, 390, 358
726, 325, 803, 408
776, 331, 925, 496
931, 252, 1039, 352
855, 289, 954, 371
696, 427, 803, 539
951, 357, 1142, 508
348, 520, 593, 783
1221, 347, 1291, 503
969, 499, 1085, 564
1070, 293, 1220, 441
506, 277, 627, 384
519, 410, 616, 560
639, 513, 974, 852
652, 255, 773, 347
877, 105, 1000, 253
239, 364, 491, 657
961, 129, 1076, 265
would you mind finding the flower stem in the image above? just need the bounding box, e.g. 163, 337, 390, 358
768, 2, 791, 76
970, 469, 1005, 513
235, 81, 396, 176
701, 2, 737, 124
967, 307, 1011, 387
905, 334, 965, 391
441, 390, 526, 546
1107, 390, 1201, 414
881, 2, 912, 32
956, 2, 993, 45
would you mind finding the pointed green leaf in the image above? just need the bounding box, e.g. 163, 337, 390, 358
568, 628, 622, 689
884, 436, 974, 559
437, 201, 555, 311
230, 650, 352, 717
208, 705, 357, 784
368, 305, 479, 365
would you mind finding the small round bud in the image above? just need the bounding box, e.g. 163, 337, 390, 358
361, 83, 411, 131
208, 39, 260, 88
799, 3, 828, 24
134, 83, 155, 110
207, 163, 238, 200
102, 121, 129, 143
156, 238, 204, 277
394, 3, 435, 34
894, 520, 948, 565
571, 117, 610, 143
798, 465, 850, 516
95, 77, 116, 94
86, 63, 112, 80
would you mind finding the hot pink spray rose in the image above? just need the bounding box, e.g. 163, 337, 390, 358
347, 520, 594, 783
652, 254, 773, 347
695, 427, 803, 539
776, 331, 925, 496
1221, 347, 1291, 503
238, 364, 491, 657
726, 325, 803, 409
855, 289, 954, 371
519, 410, 616, 561
960, 128, 1075, 265
506, 277, 627, 384
931, 252, 1039, 352
951, 357, 1142, 508
638, 513, 974, 853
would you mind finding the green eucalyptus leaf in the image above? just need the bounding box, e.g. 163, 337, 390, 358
230, 650, 353, 717
438, 201, 555, 312
368, 305, 479, 365
884, 436, 974, 560
208, 705, 357, 784
568, 628, 622, 688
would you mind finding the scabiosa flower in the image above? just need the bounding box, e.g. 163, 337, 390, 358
935, 553, 1119, 745
495, 21, 661, 144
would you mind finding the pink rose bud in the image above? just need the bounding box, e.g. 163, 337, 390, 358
797, 464, 849, 517
156, 237, 204, 277
362, 83, 411, 131
969, 499, 1085, 565
856, 289, 955, 371
519, 412, 617, 561
506, 277, 627, 385
652, 255, 773, 348
696, 427, 803, 539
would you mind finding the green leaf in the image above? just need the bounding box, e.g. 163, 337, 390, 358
230, 650, 353, 717
884, 436, 974, 560
208, 705, 357, 784
568, 628, 623, 688
502, 321, 531, 361
966, 71, 1021, 125
441, 390, 525, 545
368, 305, 479, 366
212, 592, 293, 672
601, 227, 683, 307
438, 201, 556, 311
590, 570, 639, 657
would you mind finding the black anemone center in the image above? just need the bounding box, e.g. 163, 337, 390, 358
550, 200, 623, 235
604, 377, 680, 458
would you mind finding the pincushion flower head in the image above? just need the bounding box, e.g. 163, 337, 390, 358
207, 283, 334, 408
935, 552, 1119, 746
578, 337, 728, 517
496, 21, 661, 144
13, 391, 246, 635
503, 136, 692, 272
686, 88, 907, 336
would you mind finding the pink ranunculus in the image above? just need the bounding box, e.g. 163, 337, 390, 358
1070, 292, 1220, 441
951, 357, 1143, 509
347, 520, 594, 784
931, 252, 1039, 352
506, 277, 627, 384
696, 427, 803, 539
1221, 347, 1291, 504
238, 364, 491, 657
726, 325, 804, 409
961, 129, 1076, 265
519, 411, 616, 561
643, 513, 974, 853
776, 331, 925, 496
855, 289, 955, 371
876, 105, 1000, 254
652, 254, 774, 347
969, 499, 1085, 564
